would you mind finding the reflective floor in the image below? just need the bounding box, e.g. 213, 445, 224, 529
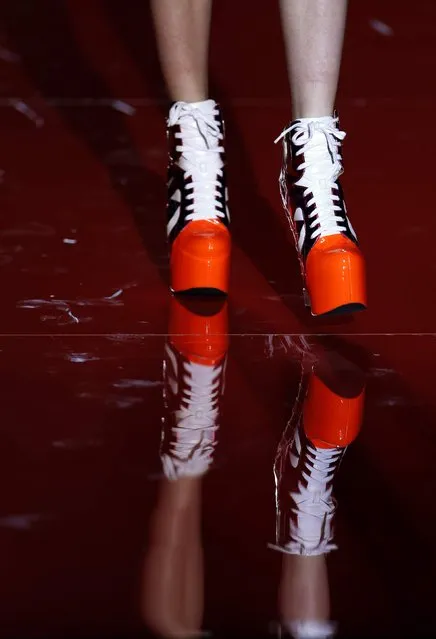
0, 1, 435, 637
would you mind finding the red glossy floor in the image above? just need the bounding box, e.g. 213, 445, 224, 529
0, 1, 435, 637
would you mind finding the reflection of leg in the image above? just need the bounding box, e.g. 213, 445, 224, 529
280, 555, 331, 637
181, 480, 204, 633
279, 0, 347, 118
271, 364, 364, 638
141, 477, 204, 638
150, 0, 213, 102
141, 298, 228, 636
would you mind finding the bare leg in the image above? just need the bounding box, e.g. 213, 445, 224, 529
154, 2, 230, 293
150, 0, 213, 102
279, 0, 348, 118
276, 0, 366, 315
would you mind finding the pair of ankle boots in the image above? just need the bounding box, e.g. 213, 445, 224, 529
166, 99, 366, 316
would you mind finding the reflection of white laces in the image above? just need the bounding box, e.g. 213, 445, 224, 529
275, 118, 346, 241
270, 426, 344, 556
162, 358, 222, 480
287, 442, 343, 555
168, 101, 225, 223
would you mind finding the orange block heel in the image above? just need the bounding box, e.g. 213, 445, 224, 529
170, 220, 231, 294
304, 236, 367, 316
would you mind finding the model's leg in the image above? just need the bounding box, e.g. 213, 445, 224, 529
150, 0, 212, 102
279, 0, 347, 118
276, 0, 366, 316
151, 0, 231, 294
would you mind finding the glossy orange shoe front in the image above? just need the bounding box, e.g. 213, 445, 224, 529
170, 219, 231, 294
166, 100, 231, 295
276, 115, 367, 316
305, 234, 367, 316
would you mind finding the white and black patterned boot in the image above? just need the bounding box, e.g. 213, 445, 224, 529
167, 100, 231, 294
276, 115, 366, 316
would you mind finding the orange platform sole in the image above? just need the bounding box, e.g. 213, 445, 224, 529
303, 237, 367, 316
170, 221, 231, 294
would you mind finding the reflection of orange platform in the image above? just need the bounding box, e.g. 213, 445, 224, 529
304, 371, 365, 449
161, 296, 229, 480
169, 295, 229, 366
271, 351, 366, 557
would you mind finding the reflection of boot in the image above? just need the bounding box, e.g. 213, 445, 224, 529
271, 366, 364, 556
141, 297, 228, 638
270, 359, 365, 639
161, 296, 228, 480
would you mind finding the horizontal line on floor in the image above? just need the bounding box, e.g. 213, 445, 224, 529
0, 333, 433, 338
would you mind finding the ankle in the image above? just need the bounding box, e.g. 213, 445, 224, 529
175, 98, 214, 107
291, 100, 335, 120
169, 98, 218, 115
292, 115, 336, 126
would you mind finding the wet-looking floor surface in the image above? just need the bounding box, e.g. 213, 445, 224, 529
0, 1, 435, 637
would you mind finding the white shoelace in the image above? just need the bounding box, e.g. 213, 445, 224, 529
162, 358, 222, 480
275, 118, 346, 241
168, 102, 226, 223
